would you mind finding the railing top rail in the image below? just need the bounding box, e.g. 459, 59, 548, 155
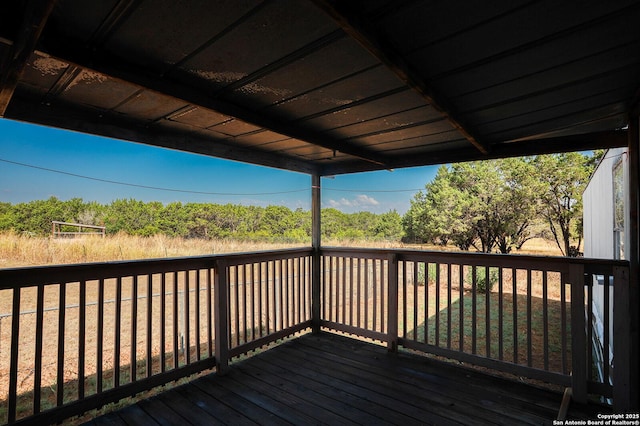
0, 247, 312, 288
320, 246, 629, 272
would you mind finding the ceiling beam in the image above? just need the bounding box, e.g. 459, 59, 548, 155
321, 130, 628, 175
30, 41, 390, 168
5, 95, 320, 175
311, 0, 490, 155
0, 0, 57, 117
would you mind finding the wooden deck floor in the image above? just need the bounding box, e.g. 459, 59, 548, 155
84, 332, 608, 425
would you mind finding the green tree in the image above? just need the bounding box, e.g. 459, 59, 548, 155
404, 159, 539, 253
532, 152, 599, 256
373, 210, 403, 240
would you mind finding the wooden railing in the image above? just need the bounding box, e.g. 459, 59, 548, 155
319, 248, 629, 405
0, 247, 630, 424
0, 248, 312, 425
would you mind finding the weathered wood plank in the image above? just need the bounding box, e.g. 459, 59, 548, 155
87, 332, 610, 425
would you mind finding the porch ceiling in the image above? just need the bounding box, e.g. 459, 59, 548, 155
1, 0, 638, 176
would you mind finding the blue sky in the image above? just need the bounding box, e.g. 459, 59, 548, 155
0, 118, 438, 214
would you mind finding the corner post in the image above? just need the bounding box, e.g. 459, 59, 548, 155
312, 173, 321, 333
569, 262, 587, 403
387, 253, 399, 352
214, 258, 230, 375
613, 265, 631, 411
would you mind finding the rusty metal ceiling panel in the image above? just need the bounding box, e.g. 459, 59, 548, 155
368, 131, 465, 151
223, 36, 380, 109
114, 90, 190, 121
377, 0, 535, 56
434, 20, 640, 99
58, 70, 140, 110
299, 90, 425, 131
404, 1, 640, 79
208, 119, 262, 137
177, 0, 337, 91
321, 106, 443, 140
233, 130, 290, 146
48, 0, 121, 42
267, 65, 404, 120
104, 0, 262, 70
167, 106, 230, 129
20, 53, 69, 94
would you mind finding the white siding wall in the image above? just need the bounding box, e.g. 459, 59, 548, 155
583, 147, 627, 385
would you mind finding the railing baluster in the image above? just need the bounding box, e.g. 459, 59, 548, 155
97, 278, 104, 393
184, 271, 191, 364
459, 265, 464, 352
277, 258, 281, 330
242, 264, 247, 343
57, 282, 66, 406
447, 263, 452, 350
425, 262, 429, 344
131, 276, 138, 382
472, 265, 477, 354
560, 272, 567, 374
146, 274, 152, 377
172, 272, 179, 369
341, 257, 346, 325
207, 267, 213, 357
543, 271, 549, 371
412, 262, 418, 342
485, 266, 490, 358
401, 261, 407, 339
512, 268, 518, 365
271, 260, 276, 333
258, 262, 264, 338
373, 259, 377, 331
603, 274, 611, 382
587, 272, 594, 380
114, 277, 122, 387
364, 258, 369, 330
79, 280, 86, 399
381, 260, 386, 334
250, 263, 256, 341
160, 273, 166, 372
8, 288, 21, 423
34, 284, 45, 414
284, 259, 289, 329
357, 258, 362, 329
195, 270, 201, 360
498, 268, 503, 361
435, 263, 440, 347
527, 269, 532, 367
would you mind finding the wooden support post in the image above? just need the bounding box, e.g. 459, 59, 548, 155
569, 263, 587, 403
214, 259, 230, 375
387, 253, 398, 352
613, 265, 631, 411
312, 174, 321, 333
625, 111, 640, 410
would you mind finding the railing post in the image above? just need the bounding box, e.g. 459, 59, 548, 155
312, 173, 321, 333
613, 265, 631, 411
569, 263, 587, 403
387, 253, 398, 352
214, 258, 230, 375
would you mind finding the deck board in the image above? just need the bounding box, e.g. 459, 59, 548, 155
86, 332, 610, 425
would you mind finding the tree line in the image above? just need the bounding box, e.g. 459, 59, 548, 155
402, 152, 602, 256
0, 197, 403, 243
0, 152, 600, 252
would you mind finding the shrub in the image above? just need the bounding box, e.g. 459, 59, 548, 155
414, 262, 438, 286
467, 266, 499, 293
